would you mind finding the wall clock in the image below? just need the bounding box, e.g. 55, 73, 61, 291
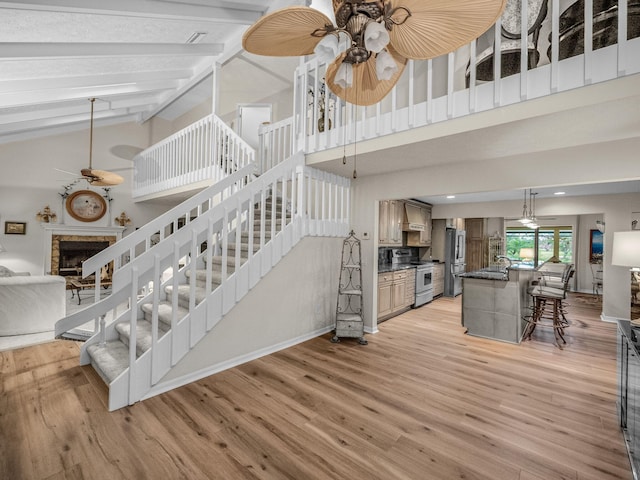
66, 190, 107, 222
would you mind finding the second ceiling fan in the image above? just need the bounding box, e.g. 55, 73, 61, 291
79, 98, 124, 187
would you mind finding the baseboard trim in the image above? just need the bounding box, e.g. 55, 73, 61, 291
601, 314, 627, 323
142, 325, 334, 401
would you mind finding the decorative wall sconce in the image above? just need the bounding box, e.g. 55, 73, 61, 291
36, 205, 57, 223
115, 211, 131, 227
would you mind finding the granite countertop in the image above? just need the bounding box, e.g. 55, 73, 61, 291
459, 267, 509, 281
378, 264, 418, 274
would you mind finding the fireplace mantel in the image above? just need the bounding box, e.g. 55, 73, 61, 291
42, 224, 125, 236
42, 224, 125, 275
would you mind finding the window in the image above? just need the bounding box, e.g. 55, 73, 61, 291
506, 226, 573, 266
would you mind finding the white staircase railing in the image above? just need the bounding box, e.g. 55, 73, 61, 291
258, 117, 294, 175
133, 113, 255, 198
55, 164, 254, 339
56, 151, 350, 410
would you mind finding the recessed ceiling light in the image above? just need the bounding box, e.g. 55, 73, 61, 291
554, 191, 566, 195
446, 195, 456, 199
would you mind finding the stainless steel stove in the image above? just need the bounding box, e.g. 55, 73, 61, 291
413, 262, 434, 307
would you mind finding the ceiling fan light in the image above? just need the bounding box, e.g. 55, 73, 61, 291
364, 21, 389, 53
375, 49, 397, 81
334, 62, 353, 88
314, 34, 340, 64
518, 217, 532, 224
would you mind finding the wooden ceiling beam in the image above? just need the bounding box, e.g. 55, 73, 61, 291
0, 70, 193, 94
0, 79, 179, 108
0, 0, 264, 24
0, 43, 224, 59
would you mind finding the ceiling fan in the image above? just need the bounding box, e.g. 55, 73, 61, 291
57, 98, 124, 187
81, 98, 123, 186
242, 0, 507, 106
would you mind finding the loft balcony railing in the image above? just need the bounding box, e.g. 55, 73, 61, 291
133, 0, 640, 199
133, 114, 255, 199
260, 0, 640, 159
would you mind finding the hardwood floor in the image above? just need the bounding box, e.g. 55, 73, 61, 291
0, 293, 631, 479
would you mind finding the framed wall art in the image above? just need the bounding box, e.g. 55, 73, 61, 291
66, 190, 107, 222
4, 221, 26, 235
589, 229, 604, 264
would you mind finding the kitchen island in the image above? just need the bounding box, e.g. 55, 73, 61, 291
460, 265, 535, 343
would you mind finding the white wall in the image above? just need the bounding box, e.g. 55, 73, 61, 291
351, 155, 640, 331
157, 236, 342, 387
0, 122, 171, 274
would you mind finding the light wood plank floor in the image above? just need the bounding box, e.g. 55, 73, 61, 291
0, 293, 631, 479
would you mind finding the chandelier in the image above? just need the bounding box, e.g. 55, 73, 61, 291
518, 189, 539, 229
243, 0, 507, 106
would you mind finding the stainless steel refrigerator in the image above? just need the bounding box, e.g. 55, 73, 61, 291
444, 228, 466, 297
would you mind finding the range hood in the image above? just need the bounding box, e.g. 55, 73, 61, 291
402, 203, 425, 232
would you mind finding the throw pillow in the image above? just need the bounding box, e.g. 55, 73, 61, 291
0, 265, 15, 277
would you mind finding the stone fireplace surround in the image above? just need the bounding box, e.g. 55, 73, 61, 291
52, 236, 114, 276
42, 224, 125, 276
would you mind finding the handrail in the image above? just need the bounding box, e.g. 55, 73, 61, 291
56, 150, 351, 409
133, 113, 255, 198
276, 0, 640, 161
258, 117, 294, 174
53, 163, 255, 340
83, 164, 254, 280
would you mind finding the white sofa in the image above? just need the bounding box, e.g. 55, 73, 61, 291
0, 273, 66, 336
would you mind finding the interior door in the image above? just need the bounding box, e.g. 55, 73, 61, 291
237, 104, 272, 149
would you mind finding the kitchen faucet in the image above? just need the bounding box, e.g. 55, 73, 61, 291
496, 255, 513, 268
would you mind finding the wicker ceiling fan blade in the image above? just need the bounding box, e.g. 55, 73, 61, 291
81, 168, 124, 186
388, 0, 507, 60
242, 6, 333, 57
326, 47, 408, 106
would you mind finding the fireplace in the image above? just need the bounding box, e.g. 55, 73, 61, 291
50, 234, 116, 276
42, 224, 124, 276
58, 240, 110, 276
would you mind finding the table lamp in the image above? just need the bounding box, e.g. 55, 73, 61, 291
612, 231, 640, 273
519, 248, 535, 263
612, 231, 640, 324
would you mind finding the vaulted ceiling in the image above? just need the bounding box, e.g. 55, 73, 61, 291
0, 0, 304, 143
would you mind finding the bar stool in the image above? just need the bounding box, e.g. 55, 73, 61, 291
523, 266, 574, 348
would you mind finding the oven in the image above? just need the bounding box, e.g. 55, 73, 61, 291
414, 263, 434, 307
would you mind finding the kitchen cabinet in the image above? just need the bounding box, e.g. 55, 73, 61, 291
378, 200, 404, 246
461, 269, 534, 344
433, 263, 445, 297
465, 218, 486, 273
405, 269, 416, 306
392, 274, 407, 311
377, 268, 415, 322
447, 218, 465, 230
378, 273, 394, 318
